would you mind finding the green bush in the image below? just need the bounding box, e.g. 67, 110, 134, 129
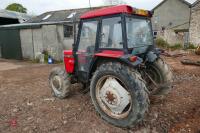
155, 38, 184, 50
168, 43, 182, 50
155, 38, 169, 48
41, 50, 63, 64
187, 43, 197, 49
42, 50, 49, 63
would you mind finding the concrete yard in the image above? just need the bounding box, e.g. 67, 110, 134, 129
0, 53, 200, 133
0, 59, 23, 71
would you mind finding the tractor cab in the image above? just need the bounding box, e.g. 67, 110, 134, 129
71, 5, 154, 82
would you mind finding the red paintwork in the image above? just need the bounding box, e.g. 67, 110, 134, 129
129, 56, 137, 62
63, 50, 75, 74
63, 50, 123, 73
95, 50, 124, 58
81, 5, 134, 19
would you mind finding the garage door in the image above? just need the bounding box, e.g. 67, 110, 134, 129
0, 29, 22, 60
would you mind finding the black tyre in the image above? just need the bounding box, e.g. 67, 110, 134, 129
146, 58, 173, 95
90, 62, 149, 128
49, 67, 71, 99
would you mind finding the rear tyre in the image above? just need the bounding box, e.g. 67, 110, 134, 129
49, 67, 71, 99
146, 58, 173, 95
90, 62, 149, 128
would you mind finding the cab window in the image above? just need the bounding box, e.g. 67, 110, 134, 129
100, 17, 123, 49
78, 21, 98, 53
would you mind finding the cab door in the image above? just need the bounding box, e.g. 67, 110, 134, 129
75, 20, 99, 82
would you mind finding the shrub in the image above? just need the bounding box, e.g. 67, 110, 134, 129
42, 50, 49, 63
41, 50, 63, 64
187, 43, 197, 49
155, 38, 169, 48
169, 43, 182, 50
155, 38, 184, 50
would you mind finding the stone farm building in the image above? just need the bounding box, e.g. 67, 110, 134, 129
151, 0, 192, 47
189, 0, 200, 46
0, 7, 101, 60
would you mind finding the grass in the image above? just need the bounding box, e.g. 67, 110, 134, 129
155, 38, 169, 49
168, 43, 182, 50
186, 43, 197, 49
155, 38, 184, 50
155, 38, 198, 51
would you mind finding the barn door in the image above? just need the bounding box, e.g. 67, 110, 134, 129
0, 29, 22, 60
0, 42, 2, 58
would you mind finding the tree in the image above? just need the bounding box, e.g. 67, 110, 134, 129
103, 0, 127, 5
6, 3, 27, 13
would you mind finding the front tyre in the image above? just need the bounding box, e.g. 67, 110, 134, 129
49, 67, 71, 99
90, 62, 149, 128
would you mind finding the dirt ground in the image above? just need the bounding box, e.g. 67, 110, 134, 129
0, 53, 200, 133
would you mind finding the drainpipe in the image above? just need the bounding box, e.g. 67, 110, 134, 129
188, 5, 192, 46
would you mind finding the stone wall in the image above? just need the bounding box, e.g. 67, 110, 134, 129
157, 29, 186, 46
189, 0, 200, 46
20, 29, 34, 59
152, 0, 190, 31
20, 24, 74, 60
152, 0, 191, 46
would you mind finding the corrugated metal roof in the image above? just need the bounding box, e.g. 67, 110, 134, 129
0, 20, 76, 30
26, 6, 107, 23
0, 10, 31, 23
0, 6, 108, 29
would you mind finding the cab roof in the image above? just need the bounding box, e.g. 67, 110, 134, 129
80, 5, 152, 19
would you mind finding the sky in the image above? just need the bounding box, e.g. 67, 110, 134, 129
0, 0, 197, 15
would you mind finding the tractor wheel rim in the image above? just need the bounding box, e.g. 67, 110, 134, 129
96, 75, 132, 119
51, 75, 62, 94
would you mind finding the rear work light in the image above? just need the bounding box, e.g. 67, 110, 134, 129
134, 9, 150, 16
129, 56, 138, 62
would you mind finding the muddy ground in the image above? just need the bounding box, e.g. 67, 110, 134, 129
0, 53, 199, 133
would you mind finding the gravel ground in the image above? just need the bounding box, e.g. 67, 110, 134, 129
0, 54, 199, 133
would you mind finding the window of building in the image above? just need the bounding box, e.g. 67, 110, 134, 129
42, 14, 52, 20
153, 31, 158, 36
67, 12, 76, 18
64, 25, 73, 38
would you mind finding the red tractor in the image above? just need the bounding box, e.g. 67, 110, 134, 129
49, 5, 173, 128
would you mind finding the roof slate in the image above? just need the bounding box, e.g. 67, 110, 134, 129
26, 6, 105, 23
152, 0, 193, 11
192, 0, 200, 6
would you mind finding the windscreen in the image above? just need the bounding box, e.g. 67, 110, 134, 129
126, 17, 153, 51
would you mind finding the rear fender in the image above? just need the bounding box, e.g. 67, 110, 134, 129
89, 51, 143, 79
